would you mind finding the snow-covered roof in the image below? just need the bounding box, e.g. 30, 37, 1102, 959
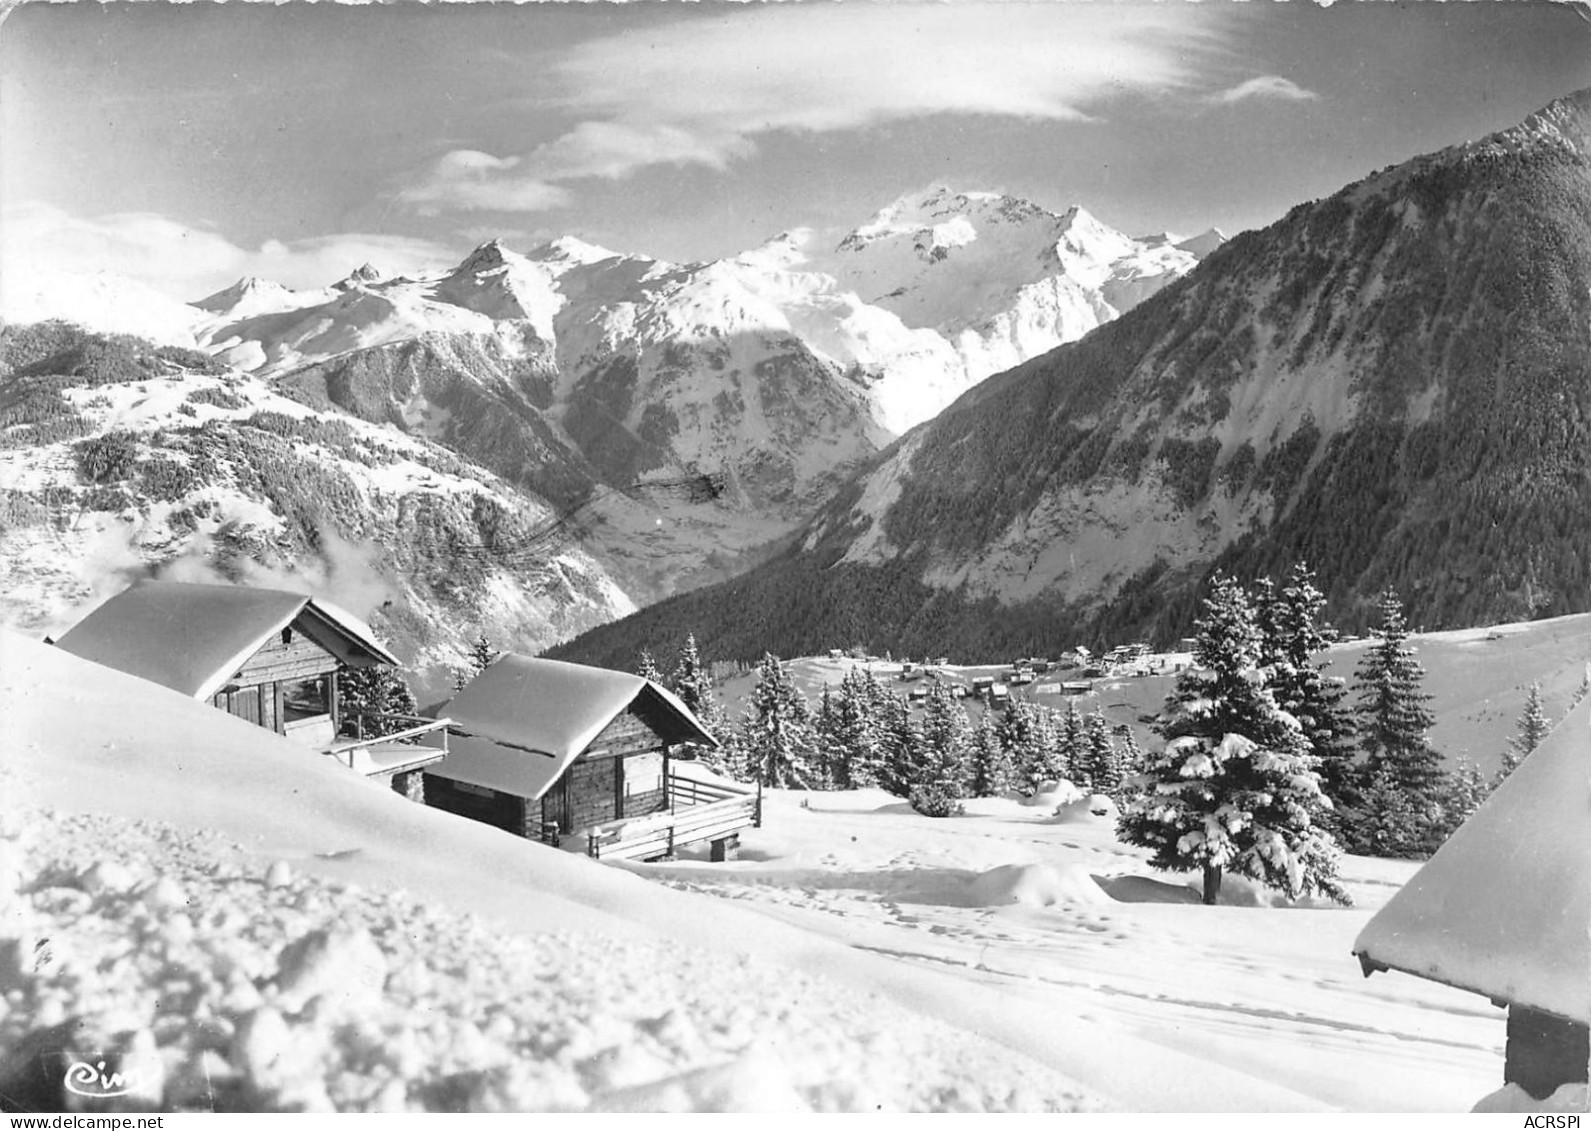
54, 579, 399, 702
1353, 693, 1591, 1023
424, 654, 717, 800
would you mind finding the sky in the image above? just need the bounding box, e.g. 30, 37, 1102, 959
2, 0, 1590, 302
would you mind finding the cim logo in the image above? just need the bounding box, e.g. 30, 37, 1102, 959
62, 1057, 161, 1100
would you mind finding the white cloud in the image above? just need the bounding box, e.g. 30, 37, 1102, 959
397, 4, 1224, 212
1210, 75, 1320, 105
0, 201, 459, 303
397, 150, 570, 215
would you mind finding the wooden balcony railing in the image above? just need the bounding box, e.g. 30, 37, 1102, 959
585, 770, 761, 862
323, 713, 452, 776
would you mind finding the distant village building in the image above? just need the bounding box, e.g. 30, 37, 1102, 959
1353, 695, 1590, 1103
423, 655, 759, 862
52, 579, 446, 795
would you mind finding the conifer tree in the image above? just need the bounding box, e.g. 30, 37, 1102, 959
1344, 768, 1425, 858
1116, 727, 1148, 781
469, 632, 497, 674
999, 701, 1046, 791
1351, 588, 1445, 848
834, 668, 884, 788
919, 680, 971, 795
744, 652, 815, 788
878, 691, 923, 797
636, 649, 664, 685
811, 685, 845, 790
1057, 700, 1087, 786
1118, 574, 1348, 906
1084, 711, 1123, 796
1441, 759, 1493, 838
1256, 564, 1357, 818
667, 633, 730, 772
338, 665, 418, 738
968, 709, 1014, 797
1497, 682, 1551, 786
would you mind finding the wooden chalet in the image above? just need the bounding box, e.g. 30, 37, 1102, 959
422, 654, 760, 862
53, 579, 447, 795
1353, 694, 1591, 1103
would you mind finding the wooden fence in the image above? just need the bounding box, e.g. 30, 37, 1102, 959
585, 771, 761, 862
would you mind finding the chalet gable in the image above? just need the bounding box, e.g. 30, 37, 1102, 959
54, 579, 398, 701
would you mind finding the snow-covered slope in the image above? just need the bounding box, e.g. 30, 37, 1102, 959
0, 337, 633, 695
2, 269, 205, 347
0, 633, 1514, 1111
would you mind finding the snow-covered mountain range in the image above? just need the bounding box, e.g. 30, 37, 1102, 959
1, 190, 1215, 674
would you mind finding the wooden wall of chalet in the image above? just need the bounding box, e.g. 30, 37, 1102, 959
1505, 1006, 1590, 1099
424, 776, 529, 836
239, 628, 340, 686
207, 623, 341, 738
540, 708, 671, 834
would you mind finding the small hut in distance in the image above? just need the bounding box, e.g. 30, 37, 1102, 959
1353, 693, 1591, 1105
423, 654, 760, 861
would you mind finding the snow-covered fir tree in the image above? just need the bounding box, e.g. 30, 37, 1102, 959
1497, 681, 1550, 786
1440, 758, 1493, 838
469, 632, 496, 675
999, 701, 1047, 791
834, 668, 886, 788
636, 649, 664, 685
1118, 574, 1349, 906
919, 680, 971, 795
1255, 564, 1357, 823
1347, 767, 1426, 859
668, 633, 731, 773
1084, 712, 1123, 796
337, 665, 418, 738
1117, 727, 1148, 782
877, 691, 923, 797
1350, 588, 1445, 851
968, 709, 1014, 797
1057, 700, 1086, 786
811, 685, 844, 790
743, 652, 815, 788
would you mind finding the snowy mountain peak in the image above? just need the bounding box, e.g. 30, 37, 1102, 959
454, 239, 521, 276
839, 187, 1057, 253
529, 235, 621, 266
193, 275, 299, 313
1052, 205, 1140, 269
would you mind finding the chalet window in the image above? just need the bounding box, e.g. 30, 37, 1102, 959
624, 751, 664, 797
283, 676, 329, 723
